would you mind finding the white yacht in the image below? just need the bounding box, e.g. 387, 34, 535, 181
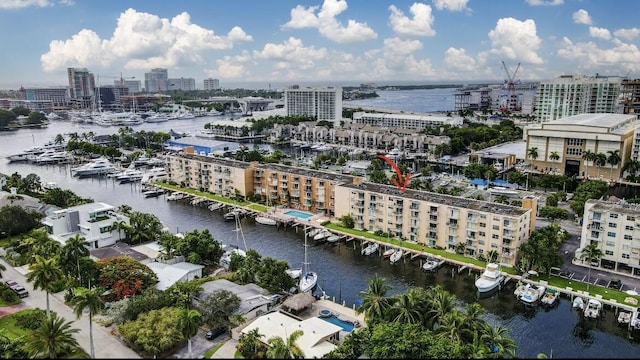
72, 158, 118, 177
519, 284, 546, 306
584, 299, 602, 319
474, 263, 505, 293
361, 242, 379, 256
141, 167, 168, 184
422, 256, 444, 271
116, 169, 145, 183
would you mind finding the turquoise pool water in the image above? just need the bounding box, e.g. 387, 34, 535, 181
284, 210, 313, 219
319, 315, 355, 332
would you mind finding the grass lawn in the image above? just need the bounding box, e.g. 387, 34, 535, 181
156, 183, 254, 207
532, 273, 640, 304
0, 297, 21, 307
0, 309, 30, 339
203, 342, 225, 358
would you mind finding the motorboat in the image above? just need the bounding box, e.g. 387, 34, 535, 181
166, 192, 188, 201
308, 228, 321, 238
116, 169, 144, 183
208, 202, 225, 211
142, 188, 164, 198
299, 227, 318, 293
31, 150, 73, 164
313, 229, 331, 242
140, 167, 168, 184
618, 309, 633, 326
326, 234, 340, 243
584, 298, 602, 318
145, 113, 170, 123
390, 249, 404, 264
361, 242, 379, 256
474, 263, 505, 293
72, 158, 118, 177
224, 208, 246, 221
255, 216, 277, 226
519, 284, 546, 306
540, 288, 559, 307
629, 308, 640, 331
422, 256, 443, 271
573, 296, 585, 310
382, 248, 396, 258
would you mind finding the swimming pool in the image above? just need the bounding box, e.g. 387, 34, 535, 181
284, 210, 313, 219
319, 314, 355, 332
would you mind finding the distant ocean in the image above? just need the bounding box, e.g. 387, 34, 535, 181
345, 87, 460, 113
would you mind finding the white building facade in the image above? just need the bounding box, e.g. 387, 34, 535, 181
285, 86, 342, 122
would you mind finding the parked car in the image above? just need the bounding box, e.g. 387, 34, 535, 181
205, 327, 226, 340
5, 280, 29, 298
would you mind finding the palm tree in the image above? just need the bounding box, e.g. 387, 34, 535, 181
27, 255, 64, 317
480, 323, 517, 358
110, 220, 130, 242
595, 152, 607, 178
389, 287, 425, 324
178, 309, 202, 356
237, 328, 264, 358
606, 149, 621, 180
580, 242, 603, 291
266, 329, 304, 359
622, 158, 640, 180
527, 147, 539, 162
435, 308, 466, 343
61, 234, 89, 285
425, 285, 456, 330
486, 249, 499, 263
356, 274, 394, 324
549, 151, 560, 173
69, 286, 104, 359
582, 150, 596, 178
26, 313, 81, 359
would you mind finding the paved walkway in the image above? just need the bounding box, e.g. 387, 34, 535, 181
0, 302, 26, 318
0, 258, 141, 359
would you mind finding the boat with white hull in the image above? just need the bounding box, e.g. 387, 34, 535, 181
255, 216, 277, 226
389, 249, 404, 264
299, 226, 318, 293
474, 263, 505, 293
519, 284, 545, 306
72, 158, 118, 177
422, 256, 443, 271
141, 167, 168, 184
361, 242, 379, 256
584, 299, 602, 318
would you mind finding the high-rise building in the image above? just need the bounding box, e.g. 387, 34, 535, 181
67, 67, 95, 109
535, 75, 622, 123
284, 86, 342, 122
168, 77, 196, 91
144, 68, 169, 93
621, 78, 640, 115
114, 80, 142, 94
203, 78, 220, 91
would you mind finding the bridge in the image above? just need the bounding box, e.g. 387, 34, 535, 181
198, 96, 275, 115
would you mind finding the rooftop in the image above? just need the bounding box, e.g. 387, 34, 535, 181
89, 242, 148, 262
341, 181, 529, 217
540, 113, 638, 132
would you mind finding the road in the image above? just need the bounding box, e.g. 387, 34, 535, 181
0, 258, 141, 359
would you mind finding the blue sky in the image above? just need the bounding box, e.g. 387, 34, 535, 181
1, 0, 639, 90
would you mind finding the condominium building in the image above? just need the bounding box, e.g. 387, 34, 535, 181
144, 68, 169, 93
352, 112, 463, 129
15, 86, 69, 111
621, 78, 640, 115
524, 113, 639, 178
203, 78, 220, 91
42, 202, 130, 249
535, 75, 622, 123
168, 77, 197, 91
284, 86, 342, 122
334, 182, 537, 266
164, 153, 539, 266
67, 67, 95, 109
117, 80, 142, 94
580, 198, 640, 276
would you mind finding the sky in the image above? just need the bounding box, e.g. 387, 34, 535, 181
1, 0, 639, 90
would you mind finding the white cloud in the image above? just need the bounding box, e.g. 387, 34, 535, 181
479, 17, 543, 65
525, 0, 563, 6
443, 47, 476, 71
388, 3, 436, 37
432, 0, 469, 12
589, 26, 611, 40
572, 9, 592, 25
614, 28, 640, 41
282, 0, 377, 44
40, 8, 252, 73
253, 37, 329, 77
0, 0, 50, 9
557, 36, 640, 74
371, 37, 433, 77
210, 55, 249, 79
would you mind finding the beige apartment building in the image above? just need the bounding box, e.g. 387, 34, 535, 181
581, 198, 640, 277
524, 113, 639, 179
165, 153, 538, 266
334, 182, 536, 267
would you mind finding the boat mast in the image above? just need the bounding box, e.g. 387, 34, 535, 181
234, 212, 248, 251
303, 226, 310, 274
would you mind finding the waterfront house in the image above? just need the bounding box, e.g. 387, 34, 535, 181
197, 279, 280, 322
145, 261, 204, 290
42, 202, 130, 249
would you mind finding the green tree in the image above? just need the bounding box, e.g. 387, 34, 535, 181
178, 309, 203, 356
25, 313, 81, 359
606, 149, 621, 179
236, 328, 265, 359
595, 152, 607, 178
480, 323, 517, 358
118, 307, 184, 357
580, 242, 603, 291
27, 255, 64, 317
582, 150, 596, 178
356, 274, 394, 324
266, 329, 304, 359
527, 147, 538, 162
70, 286, 104, 359
340, 214, 355, 229
196, 289, 241, 329
60, 234, 89, 286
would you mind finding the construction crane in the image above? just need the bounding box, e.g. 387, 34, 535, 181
501, 61, 521, 112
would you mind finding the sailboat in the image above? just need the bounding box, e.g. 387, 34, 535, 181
299, 226, 318, 293
220, 211, 248, 268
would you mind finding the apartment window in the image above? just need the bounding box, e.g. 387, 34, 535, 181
622, 253, 630, 259
99, 226, 111, 234
625, 225, 634, 231
492, 234, 499, 239
605, 250, 614, 256
480, 214, 487, 219
479, 240, 485, 245
492, 225, 499, 230
479, 231, 486, 237
491, 243, 498, 248
480, 223, 486, 228
493, 216, 500, 221
627, 215, 635, 221
609, 213, 619, 219
606, 241, 616, 247
624, 235, 633, 240
607, 232, 616, 237
609, 223, 617, 228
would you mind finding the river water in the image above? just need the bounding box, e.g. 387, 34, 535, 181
1, 108, 640, 357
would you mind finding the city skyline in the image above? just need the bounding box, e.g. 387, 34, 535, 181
0, 0, 639, 90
